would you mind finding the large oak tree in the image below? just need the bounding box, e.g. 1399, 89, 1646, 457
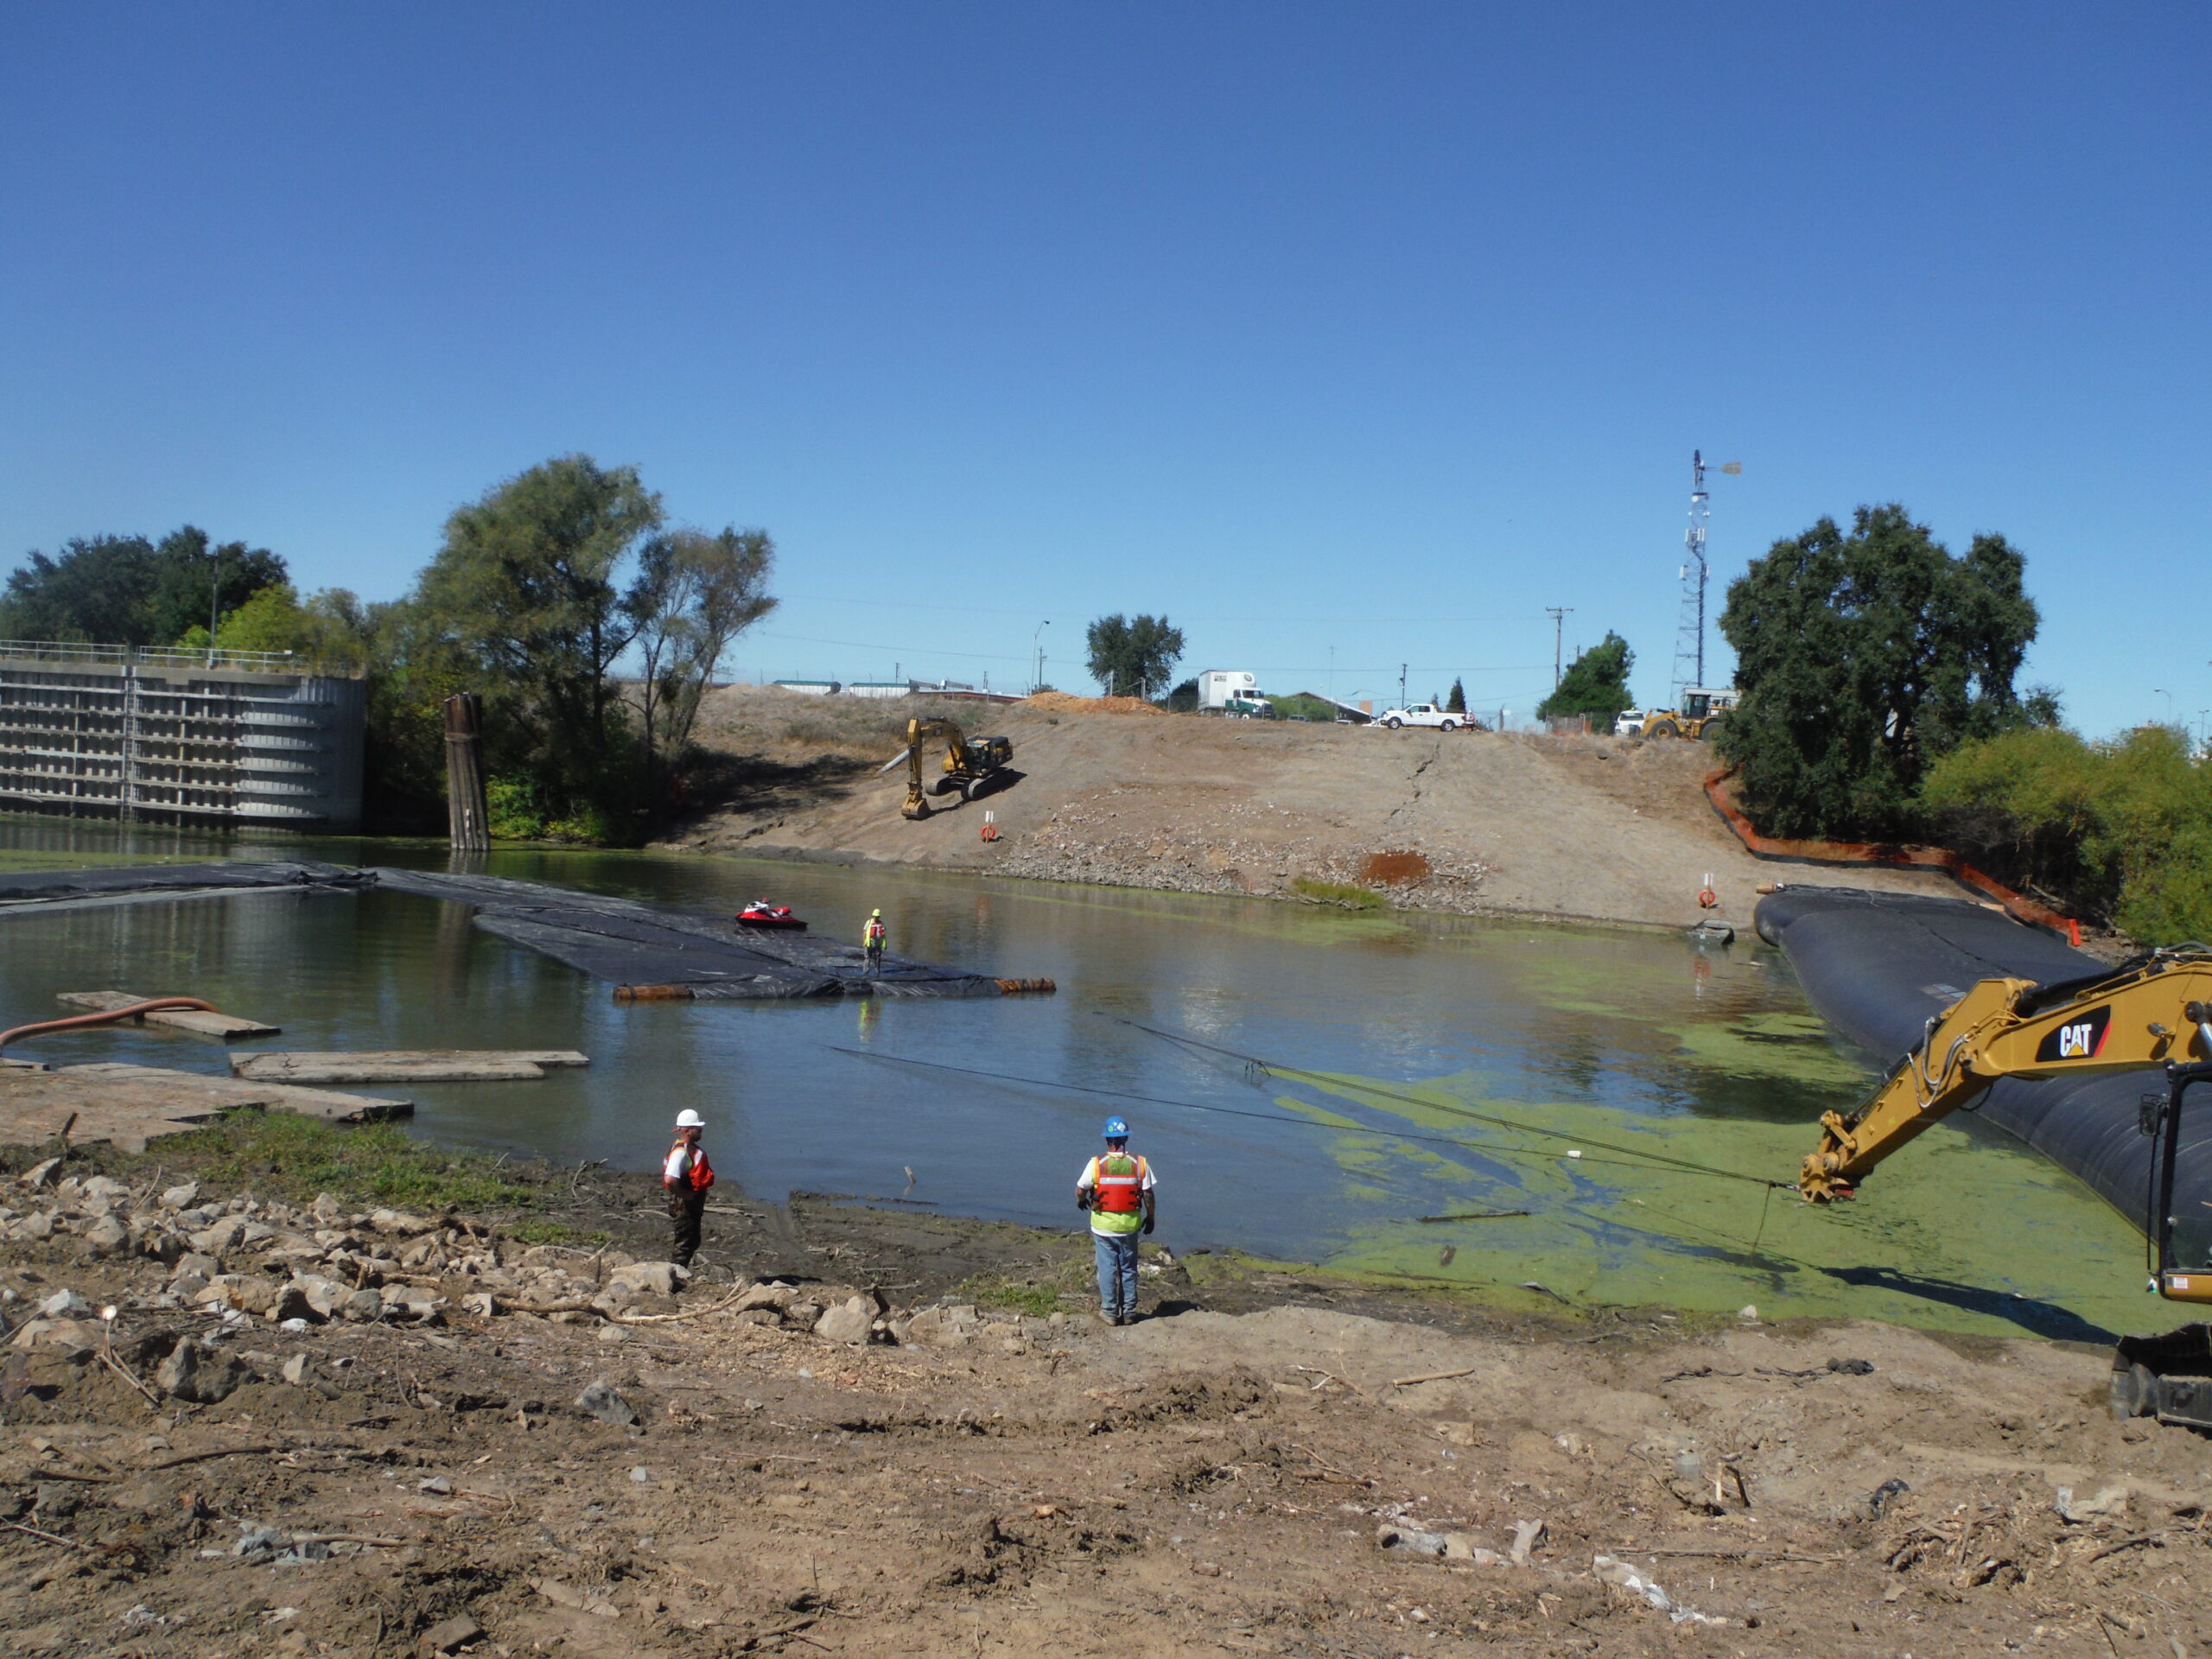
1717, 504, 2037, 838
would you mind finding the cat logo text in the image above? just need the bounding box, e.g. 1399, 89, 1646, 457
2033, 1004, 2111, 1065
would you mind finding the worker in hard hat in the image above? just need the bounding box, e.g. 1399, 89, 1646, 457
662, 1109, 715, 1269
1076, 1116, 1155, 1325
862, 907, 887, 978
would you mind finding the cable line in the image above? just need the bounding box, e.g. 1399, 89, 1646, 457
1109, 1016, 1790, 1191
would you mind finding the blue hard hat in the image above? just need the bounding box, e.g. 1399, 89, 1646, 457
1102, 1116, 1129, 1139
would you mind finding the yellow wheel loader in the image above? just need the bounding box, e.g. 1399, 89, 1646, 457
1625, 686, 1736, 741
879, 716, 1013, 820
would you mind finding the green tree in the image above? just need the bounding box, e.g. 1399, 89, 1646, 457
1446, 678, 1466, 714
1536, 632, 1634, 724
1717, 505, 2037, 838
415, 455, 664, 822
1162, 677, 1200, 713
624, 525, 779, 811
1, 536, 156, 642
0, 526, 284, 645
1084, 613, 1185, 699
147, 527, 288, 645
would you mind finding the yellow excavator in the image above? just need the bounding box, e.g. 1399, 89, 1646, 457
879, 716, 1013, 819
1796, 947, 2212, 1424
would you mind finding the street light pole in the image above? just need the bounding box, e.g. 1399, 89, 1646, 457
207, 543, 222, 666
1033, 620, 1050, 694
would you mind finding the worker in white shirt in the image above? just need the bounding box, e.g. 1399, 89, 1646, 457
662, 1109, 715, 1268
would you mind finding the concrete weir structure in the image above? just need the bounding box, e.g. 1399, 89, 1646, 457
0, 640, 366, 827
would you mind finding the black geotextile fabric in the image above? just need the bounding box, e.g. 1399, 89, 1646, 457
366, 868, 1000, 999
0, 861, 370, 906
1756, 884, 2212, 1236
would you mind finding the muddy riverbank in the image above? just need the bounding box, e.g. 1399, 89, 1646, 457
3, 1128, 2209, 1658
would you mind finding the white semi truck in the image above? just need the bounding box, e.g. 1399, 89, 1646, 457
1197, 670, 1273, 718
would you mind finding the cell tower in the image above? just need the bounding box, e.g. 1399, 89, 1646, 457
1669, 450, 1738, 705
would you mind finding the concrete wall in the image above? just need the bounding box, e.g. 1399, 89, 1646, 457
0, 645, 367, 827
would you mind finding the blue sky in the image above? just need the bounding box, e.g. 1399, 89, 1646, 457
3, 5, 2203, 733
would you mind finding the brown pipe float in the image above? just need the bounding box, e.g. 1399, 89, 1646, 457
0, 997, 223, 1052
995, 978, 1057, 995
613, 985, 695, 1002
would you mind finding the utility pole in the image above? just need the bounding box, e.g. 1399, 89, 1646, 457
1546, 607, 1573, 688
1399, 664, 1408, 708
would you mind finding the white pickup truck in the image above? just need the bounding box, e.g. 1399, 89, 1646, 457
1377, 702, 1465, 731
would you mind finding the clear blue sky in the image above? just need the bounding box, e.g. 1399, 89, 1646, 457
3, 5, 2203, 733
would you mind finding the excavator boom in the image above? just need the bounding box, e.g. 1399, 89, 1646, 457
1800, 950, 2212, 1302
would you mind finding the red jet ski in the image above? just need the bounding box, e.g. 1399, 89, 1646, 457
734, 900, 808, 931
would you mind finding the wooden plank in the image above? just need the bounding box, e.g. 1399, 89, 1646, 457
55, 989, 280, 1038
226, 1050, 587, 1083
0, 1062, 410, 1154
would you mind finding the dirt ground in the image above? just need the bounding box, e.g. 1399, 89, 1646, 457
665, 688, 1972, 931
6, 1147, 2209, 1659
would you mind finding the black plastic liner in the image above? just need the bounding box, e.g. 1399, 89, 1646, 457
0, 861, 1000, 1001
1756, 884, 2212, 1236
365, 868, 1001, 1000
0, 860, 373, 909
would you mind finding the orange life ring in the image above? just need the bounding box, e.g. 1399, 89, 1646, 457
1697, 885, 1718, 909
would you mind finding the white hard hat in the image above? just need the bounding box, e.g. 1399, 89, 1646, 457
675, 1109, 705, 1128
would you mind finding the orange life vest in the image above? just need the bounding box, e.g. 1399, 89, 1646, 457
665, 1141, 715, 1194
1090, 1153, 1147, 1214
864, 918, 886, 946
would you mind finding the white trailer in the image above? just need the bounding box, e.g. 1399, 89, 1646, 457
1198, 670, 1273, 718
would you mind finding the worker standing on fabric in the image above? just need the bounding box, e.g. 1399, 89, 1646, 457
862, 907, 887, 977
1076, 1116, 1155, 1325
662, 1108, 715, 1269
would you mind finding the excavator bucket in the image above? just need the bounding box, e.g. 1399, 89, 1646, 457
2110, 1324, 2212, 1427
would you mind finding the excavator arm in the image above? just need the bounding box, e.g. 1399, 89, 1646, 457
1800, 950, 2212, 1303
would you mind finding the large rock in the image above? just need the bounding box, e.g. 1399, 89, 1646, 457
608, 1262, 683, 1299
733, 1281, 796, 1314
158, 1341, 249, 1404
161, 1181, 200, 1210
813, 1295, 876, 1345
575, 1380, 639, 1427
899, 1305, 980, 1350
293, 1274, 352, 1319
80, 1217, 130, 1256
9, 1319, 102, 1359
190, 1217, 250, 1255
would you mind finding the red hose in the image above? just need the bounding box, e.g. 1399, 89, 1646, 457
0, 998, 221, 1052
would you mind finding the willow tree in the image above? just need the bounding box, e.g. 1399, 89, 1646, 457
415, 454, 664, 819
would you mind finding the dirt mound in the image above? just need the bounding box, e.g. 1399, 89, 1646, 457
1021, 691, 1168, 715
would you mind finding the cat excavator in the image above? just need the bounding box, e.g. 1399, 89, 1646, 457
879, 716, 1013, 820
1797, 946, 2212, 1425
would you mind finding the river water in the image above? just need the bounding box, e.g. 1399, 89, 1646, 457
0, 817, 2152, 1342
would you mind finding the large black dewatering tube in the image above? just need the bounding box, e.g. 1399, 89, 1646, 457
0, 860, 1001, 1000
1756, 885, 2212, 1238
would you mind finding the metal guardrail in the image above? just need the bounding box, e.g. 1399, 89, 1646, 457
0, 639, 364, 677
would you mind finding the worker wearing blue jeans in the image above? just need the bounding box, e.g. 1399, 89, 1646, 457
1076, 1116, 1156, 1325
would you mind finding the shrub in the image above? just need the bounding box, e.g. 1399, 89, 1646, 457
1291, 877, 1385, 910
1923, 723, 2212, 943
